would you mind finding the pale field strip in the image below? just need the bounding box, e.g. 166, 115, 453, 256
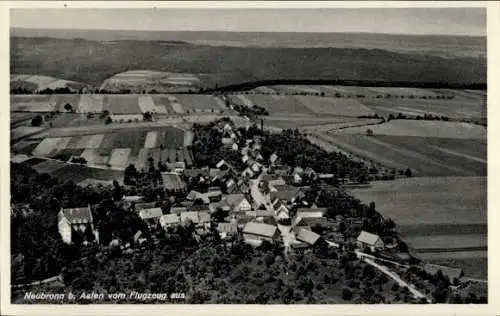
236, 95, 254, 107
78, 94, 104, 113
290, 85, 322, 94
332, 120, 486, 140
368, 105, 424, 117
82, 134, 105, 149
183, 130, 194, 146
31, 160, 66, 174
254, 86, 277, 94
109, 148, 132, 169
144, 131, 158, 148
11, 126, 45, 139
213, 96, 227, 109
295, 96, 374, 116
166, 95, 185, 113
369, 87, 439, 97
45, 79, 74, 90
11, 154, 31, 164
135, 148, 150, 170
32, 137, 71, 156
110, 114, 144, 122
396, 106, 450, 118
361, 136, 475, 176
80, 149, 100, 165
427, 145, 487, 164
138, 95, 157, 113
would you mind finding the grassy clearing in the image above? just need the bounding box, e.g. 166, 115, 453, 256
108, 95, 141, 114
176, 95, 225, 112
78, 94, 104, 113
295, 96, 374, 116
331, 120, 485, 139
99, 130, 147, 149
244, 95, 315, 115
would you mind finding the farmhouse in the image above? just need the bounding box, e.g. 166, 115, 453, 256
161, 172, 187, 194
57, 205, 99, 244
272, 199, 290, 219
139, 207, 163, 228
186, 190, 222, 204
159, 214, 180, 229
295, 228, 322, 247
221, 193, 252, 213
216, 222, 238, 239
180, 211, 211, 228
356, 231, 384, 252
270, 186, 304, 204
242, 222, 280, 244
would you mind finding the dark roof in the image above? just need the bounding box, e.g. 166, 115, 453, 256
183, 168, 209, 178
296, 207, 327, 215
61, 206, 93, 224
187, 204, 210, 213
170, 206, 188, 214
270, 187, 300, 202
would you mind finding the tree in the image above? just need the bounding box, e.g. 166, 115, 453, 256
404, 168, 413, 178
143, 111, 152, 121
105, 117, 112, 124
366, 129, 374, 136
388, 114, 395, 121
342, 287, 353, 301
64, 103, 73, 112
31, 115, 43, 127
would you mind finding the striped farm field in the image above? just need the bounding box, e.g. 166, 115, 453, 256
331, 119, 486, 139
162, 95, 185, 114
240, 95, 315, 115
78, 94, 104, 113
108, 95, 141, 114
80, 148, 112, 165
137, 95, 158, 113
99, 130, 148, 149
10, 95, 54, 112
51, 95, 81, 112
322, 133, 486, 177
367, 87, 439, 98
144, 131, 158, 148
176, 95, 226, 112
109, 148, 132, 169
295, 96, 375, 116
11, 126, 46, 140
32, 137, 71, 156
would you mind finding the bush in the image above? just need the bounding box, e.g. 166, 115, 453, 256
31, 115, 43, 127
342, 287, 353, 301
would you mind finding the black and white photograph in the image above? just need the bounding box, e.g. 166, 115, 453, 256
2, 1, 495, 313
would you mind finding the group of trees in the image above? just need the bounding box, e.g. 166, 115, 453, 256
387, 112, 450, 122
260, 128, 369, 182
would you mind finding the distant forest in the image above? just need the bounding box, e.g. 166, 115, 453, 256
10, 37, 486, 89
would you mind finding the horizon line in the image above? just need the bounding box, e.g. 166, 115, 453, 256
9, 27, 486, 38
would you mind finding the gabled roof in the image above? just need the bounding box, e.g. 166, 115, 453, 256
270, 187, 300, 202
243, 222, 279, 238
187, 204, 210, 213
357, 231, 382, 246
225, 194, 247, 208
160, 214, 180, 226
170, 206, 188, 214
273, 199, 288, 212
139, 208, 163, 220
183, 168, 209, 178
61, 206, 93, 224
181, 211, 200, 224
296, 228, 321, 245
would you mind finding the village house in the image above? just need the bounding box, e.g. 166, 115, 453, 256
270, 186, 304, 204
180, 211, 211, 229
241, 167, 256, 178
170, 206, 188, 215
295, 228, 322, 247
186, 190, 222, 204
57, 205, 99, 244
356, 230, 385, 252
216, 159, 232, 171
269, 152, 280, 165
272, 199, 290, 219
221, 193, 252, 213
216, 222, 238, 239
159, 214, 180, 230
166, 161, 186, 174
139, 207, 163, 229
242, 222, 281, 245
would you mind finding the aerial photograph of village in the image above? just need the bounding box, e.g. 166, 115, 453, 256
8, 5, 487, 305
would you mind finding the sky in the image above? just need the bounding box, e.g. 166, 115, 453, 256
10, 7, 486, 36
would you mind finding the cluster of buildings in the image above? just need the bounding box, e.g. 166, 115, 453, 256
56, 120, 388, 255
